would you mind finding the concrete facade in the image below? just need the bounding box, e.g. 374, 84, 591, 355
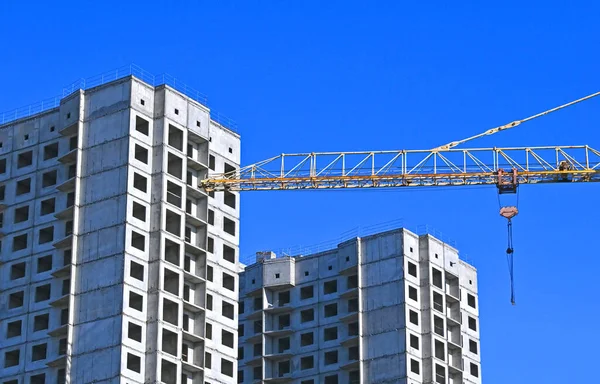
238, 229, 481, 384
0, 76, 241, 384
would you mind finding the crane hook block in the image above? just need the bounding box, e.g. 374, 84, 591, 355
500, 206, 519, 220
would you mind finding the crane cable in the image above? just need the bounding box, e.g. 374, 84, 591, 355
433, 90, 600, 151
506, 218, 515, 305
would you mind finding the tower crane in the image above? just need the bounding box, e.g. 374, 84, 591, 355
200, 91, 600, 303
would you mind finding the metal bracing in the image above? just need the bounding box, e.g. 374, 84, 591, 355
201, 145, 600, 191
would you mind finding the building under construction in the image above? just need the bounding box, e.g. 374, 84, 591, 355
238, 228, 481, 384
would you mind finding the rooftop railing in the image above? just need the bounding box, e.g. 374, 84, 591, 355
1, 64, 238, 132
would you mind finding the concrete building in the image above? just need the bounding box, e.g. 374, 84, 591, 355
238, 228, 481, 384
0, 74, 241, 383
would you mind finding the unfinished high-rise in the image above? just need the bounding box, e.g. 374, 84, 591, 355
238, 228, 481, 384
0, 72, 240, 384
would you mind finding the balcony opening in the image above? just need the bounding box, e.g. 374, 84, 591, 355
301, 355, 314, 370
207, 294, 213, 310
223, 244, 235, 263
300, 285, 314, 299
253, 343, 262, 357
134, 144, 148, 164
468, 316, 477, 331
253, 297, 262, 311
205, 352, 212, 369
410, 334, 419, 349
168, 125, 184, 151
224, 190, 236, 209
33, 314, 49, 331
133, 173, 147, 193
42, 170, 57, 188
12, 233, 28, 251
69, 136, 78, 151
278, 337, 290, 353
10, 262, 26, 280
222, 301, 234, 320
32, 343, 47, 361
163, 269, 180, 296
222, 329, 234, 348
163, 298, 179, 325
435, 364, 446, 383
128, 322, 142, 342
162, 329, 178, 356
409, 310, 419, 325
410, 359, 420, 374
348, 322, 359, 336
221, 358, 234, 377
66, 191, 75, 208
183, 284, 190, 302
223, 273, 235, 291
324, 350, 338, 365
4, 349, 20, 367
224, 162, 236, 174
435, 340, 445, 360
223, 217, 236, 236
301, 309, 314, 323
253, 365, 261, 380
14, 205, 29, 224
136, 116, 149, 135
39, 226, 54, 244
278, 360, 291, 377
409, 286, 418, 302
433, 292, 444, 312
68, 164, 76, 179
432, 268, 443, 289
469, 339, 478, 354
58, 338, 67, 355
60, 308, 69, 325
300, 335, 315, 349
348, 298, 358, 313
41, 198, 55, 215
131, 231, 145, 251
206, 323, 213, 339
324, 280, 338, 294
348, 345, 359, 361
278, 291, 290, 306
347, 275, 358, 289
164, 239, 180, 266
165, 210, 181, 236
129, 292, 144, 312
166, 181, 182, 207
127, 353, 141, 373
468, 293, 477, 309
324, 327, 338, 341
17, 150, 33, 168
37, 255, 52, 272
35, 284, 51, 302
208, 155, 215, 170
325, 303, 338, 317
167, 153, 183, 179
253, 320, 262, 334
408, 261, 417, 277
7, 320, 22, 338
130, 261, 144, 281
16, 178, 31, 195
433, 316, 444, 336
44, 143, 59, 160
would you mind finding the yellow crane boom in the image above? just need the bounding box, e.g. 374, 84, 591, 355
201, 91, 600, 193
201, 145, 600, 192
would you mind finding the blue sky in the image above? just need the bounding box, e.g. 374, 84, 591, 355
1, 1, 599, 382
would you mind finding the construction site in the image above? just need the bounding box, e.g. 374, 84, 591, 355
0, 62, 598, 384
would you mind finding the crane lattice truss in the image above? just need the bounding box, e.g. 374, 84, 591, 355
202, 145, 600, 191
